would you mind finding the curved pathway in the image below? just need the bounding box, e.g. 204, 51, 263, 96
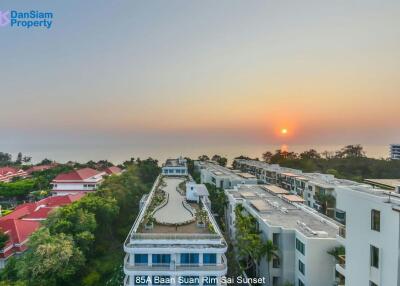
154, 177, 194, 224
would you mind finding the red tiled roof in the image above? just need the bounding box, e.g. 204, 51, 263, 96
0, 219, 40, 246
0, 167, 19, 176
0, 194, 85, 259
104, 166, 122, 175
53, 168, 102, 181
26, 165, 55, 174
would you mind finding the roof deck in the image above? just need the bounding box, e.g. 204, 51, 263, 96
134, 176, 220, 236
228, 185, 341, 238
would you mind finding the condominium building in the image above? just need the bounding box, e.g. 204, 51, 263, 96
233, 159, 367, 222
225, 184, 341, 286
123, 173, 227, 285
390, 144, 400, 160
335, 186, 400, 286
196, 161, 257, 189
162, 157, 188, 176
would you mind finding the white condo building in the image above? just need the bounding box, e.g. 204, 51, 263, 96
196, 161, 257, 189
335, 186, 400, 286
124, 173, 227, 286
390, 144, 400, 160
225, 184, 341, 286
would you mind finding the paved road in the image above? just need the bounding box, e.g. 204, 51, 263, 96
154, 177, 194, 224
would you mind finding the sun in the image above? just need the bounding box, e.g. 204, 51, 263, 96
281, 128, 288, 135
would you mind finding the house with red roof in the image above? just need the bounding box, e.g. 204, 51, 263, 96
51, 168, 106, 196
0, 167, 28, 183
104, 166, 123, 175
0, 193, 84, 268
25, 164, 57, 175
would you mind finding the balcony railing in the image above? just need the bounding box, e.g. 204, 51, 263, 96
124, 255, 227, 272
338, 255, 346, 269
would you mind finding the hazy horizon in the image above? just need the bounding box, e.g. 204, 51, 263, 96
1, 1, 399, 157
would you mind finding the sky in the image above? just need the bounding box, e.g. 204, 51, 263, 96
0, 0, 399, 161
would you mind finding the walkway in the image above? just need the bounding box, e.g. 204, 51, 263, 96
153, 177, 194, 224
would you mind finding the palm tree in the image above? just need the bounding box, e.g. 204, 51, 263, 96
314, 192, 335, 216
261, 240, 278, 286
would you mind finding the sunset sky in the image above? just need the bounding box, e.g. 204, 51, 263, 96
1, 0, 399, 160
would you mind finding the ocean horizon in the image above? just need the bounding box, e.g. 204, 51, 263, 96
0, 143, 391, 165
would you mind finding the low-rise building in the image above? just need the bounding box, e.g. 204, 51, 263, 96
104, 166, 123, 175
162, 157, 188, 176
123, 171, 227, 285
51, 168, 106, 196
197, 161, 257, 189
0, 167, 28, 183
0, 193, 84, 268
390, 144, 400, 160
225, 184, 341, 286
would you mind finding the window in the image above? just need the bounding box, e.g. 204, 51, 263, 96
134, 254, 148, 264
272, 233, 280, 247
370, 245, 379, 268
371, 209, 380, 232
298, 279, 305, 286
181, 253, 199, 264
152, 276, 171, 285
152, 254, 170, 265
298, 260, 305, 275
272, 257, 280, 268
203, 253, 217, 264
272, 277, 279, 286
296, 238, 305, 255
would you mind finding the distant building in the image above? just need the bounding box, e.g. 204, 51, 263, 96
0, 167, 28, 183
390, 144, 400, 160
197, 161, 257, 189
0, 194, 84, 268
25, 164, 56, 174
51, 168, 106, 196
162, 157, 188, 176
104, 166, 123, 175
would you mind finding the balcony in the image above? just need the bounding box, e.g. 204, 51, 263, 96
124, 254, 227, 275
338, 226, 346, 238
335, 255, 346, 276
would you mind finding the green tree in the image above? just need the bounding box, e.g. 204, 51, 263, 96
15, 153, 23, 165
211, 155, 228, 167
16, 228, 85, 286
198, 155, 210, 161
0, 230, 9, 249
299, 149, 321, 160
262, 151, 273, 163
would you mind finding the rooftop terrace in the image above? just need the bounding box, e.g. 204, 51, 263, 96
227, 185, 341, 238
135, 176, 219, 235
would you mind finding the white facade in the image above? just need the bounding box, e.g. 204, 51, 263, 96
390, 144, 400, 160
198, 161, 257, 189
162, 157, 188, 176
335, 186, 400, 286
51, 172, 105, 196
225, 184, 340, 286
233, 159, 366, 221
124, 174, 227, 286
186, 182, 209, 203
